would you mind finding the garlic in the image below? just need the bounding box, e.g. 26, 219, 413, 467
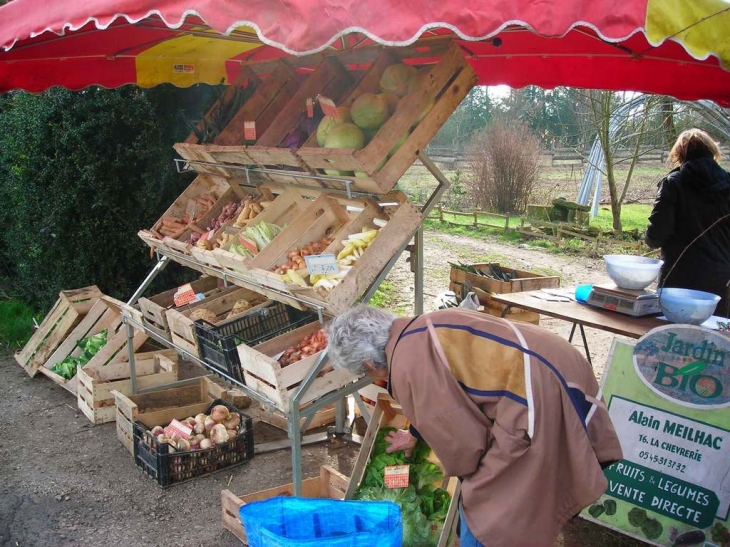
210, 424, 229, 444
199, 438, 212, 450
211, 405, 230, 422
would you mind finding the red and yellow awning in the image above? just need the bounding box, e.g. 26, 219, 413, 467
1, 0, 729, 105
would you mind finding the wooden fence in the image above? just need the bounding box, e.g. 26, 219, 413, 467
423, 205, 510, 231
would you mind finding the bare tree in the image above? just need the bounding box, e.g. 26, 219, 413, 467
467, 120, 542, 214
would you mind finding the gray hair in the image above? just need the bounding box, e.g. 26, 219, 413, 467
326, 304, 397, 375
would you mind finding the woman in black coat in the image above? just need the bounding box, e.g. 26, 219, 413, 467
645, 128, 730, 318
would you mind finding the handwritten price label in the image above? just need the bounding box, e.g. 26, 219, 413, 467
384, 465, 410, 489
304, 254, 339, 276
243, 121, 257, 141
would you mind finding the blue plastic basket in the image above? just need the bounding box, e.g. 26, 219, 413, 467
239, 497, 402, 547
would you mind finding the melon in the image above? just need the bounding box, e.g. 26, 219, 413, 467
380, 63, 417, 97
407, 68, 430, 95
316, 107, 351, 146
324, 123, 366, 150
350, 94, 389, 131
377, 92, 399, 115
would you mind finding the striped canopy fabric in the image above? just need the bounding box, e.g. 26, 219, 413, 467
1, 0, 729, 105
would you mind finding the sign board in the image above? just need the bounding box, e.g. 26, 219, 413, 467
304, 253, 339, 276
582, 325, 730, 546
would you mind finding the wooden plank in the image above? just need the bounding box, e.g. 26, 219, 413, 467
217, 62, 301, 146
256, 57, 353, 147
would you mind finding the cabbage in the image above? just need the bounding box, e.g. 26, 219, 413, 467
324, 123, 365, 149
380, 63, 418, 97
315, 106, 351, 146
351, 93, 389, 131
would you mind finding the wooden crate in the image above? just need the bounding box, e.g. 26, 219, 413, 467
39, 296, 148, 395
237, 321, 356, 414
345, 395, 460, 547
133, 277, 220, 341
112, 377, 220, 455
76, 350, 179, 425
15, 285, 103, 377
211, 190, 309, 276
221, 465, 348, 544
166, 286, 270, 358
215, 62, 303, 146
240, 191, 422, 316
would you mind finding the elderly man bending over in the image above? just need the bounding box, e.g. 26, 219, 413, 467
327, 305, 623, 547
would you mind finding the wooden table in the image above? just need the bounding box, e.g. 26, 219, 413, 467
491, 291, 666, 364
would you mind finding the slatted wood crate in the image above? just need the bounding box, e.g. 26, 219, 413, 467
76, 350, 179, 425
112, 377, 220, 455
130, 277, 221, 341
15, 286, 103, 377
40, 296, 148, 395
221, 465, 349, 544
166, 286, 270, 358
237, 321, 356, 414
174, 41, 477, 196
242, 191, 422, 316
449, 263, 559, 325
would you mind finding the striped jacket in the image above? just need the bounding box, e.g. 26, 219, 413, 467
385, 308, 623, 547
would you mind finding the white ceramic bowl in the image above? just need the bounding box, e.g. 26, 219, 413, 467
603, 255, 663, 290
658, 288, 721, 325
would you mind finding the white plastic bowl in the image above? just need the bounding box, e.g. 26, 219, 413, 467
603, 255, 663, 290
658, 288, 721, 325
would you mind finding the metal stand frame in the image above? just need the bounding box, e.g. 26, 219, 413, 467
123, 152, 450, 494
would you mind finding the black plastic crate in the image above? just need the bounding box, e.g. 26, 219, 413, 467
133, 398, 254, 488
194, 301, 316, 383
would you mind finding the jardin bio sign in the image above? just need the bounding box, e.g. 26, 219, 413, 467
633, 325, 730, 408
581, 327, 730, 547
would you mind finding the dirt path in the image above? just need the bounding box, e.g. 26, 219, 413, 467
385, 229, 623, 378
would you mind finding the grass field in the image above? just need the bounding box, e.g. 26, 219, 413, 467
0, 298, 36, 348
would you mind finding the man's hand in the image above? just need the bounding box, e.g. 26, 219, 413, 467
385, 429, 418, 457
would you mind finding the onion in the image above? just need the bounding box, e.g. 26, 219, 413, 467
210, 405, 230, 422
222, 413, 241, 430
199, 438, 212, 450
204, 415, 217, 431
210, 424, 230, 444
151, 426, 165, 436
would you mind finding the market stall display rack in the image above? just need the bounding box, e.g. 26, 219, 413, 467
15, 285, 103, 377
76, 349, 179, 425
174, 42, 476, 196
124, 39, 470, 494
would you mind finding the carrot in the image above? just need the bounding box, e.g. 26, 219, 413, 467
187, 223, 205, 234
150, 228, 164, 240
161, 217, 185, 229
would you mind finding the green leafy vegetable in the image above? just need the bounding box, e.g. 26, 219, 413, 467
50, 329, 108, 380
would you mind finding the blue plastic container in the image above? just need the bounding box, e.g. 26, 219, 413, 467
575, 284, 594, 303
239, 497, 402, 547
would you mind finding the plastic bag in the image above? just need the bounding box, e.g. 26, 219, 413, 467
458, 292, 480, 311
239, 497, 402, 547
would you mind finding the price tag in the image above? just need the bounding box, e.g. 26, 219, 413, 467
173, 283, 198, 307
163, 419, 193, 441
384, 465, 410, 489
304, 254, 339, 276
317, 95, 340, 119
243, 121, 257, 141
306, 97, 314, 118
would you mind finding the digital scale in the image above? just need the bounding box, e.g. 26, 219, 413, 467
586, 283, 662, 317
